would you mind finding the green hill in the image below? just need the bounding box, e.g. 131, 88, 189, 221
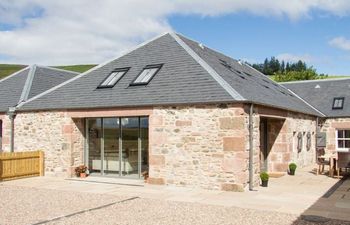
0, 64, 97, 79
0, 64, 28, 79
54, 64, 97, 73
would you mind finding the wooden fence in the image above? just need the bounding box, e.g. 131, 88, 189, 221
0, 151, 44, 181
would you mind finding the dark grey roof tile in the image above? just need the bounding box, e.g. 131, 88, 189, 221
19, 33, 321, 116
0, 65, 78, 112
282, 78, 350, 117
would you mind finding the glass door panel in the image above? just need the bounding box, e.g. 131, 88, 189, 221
103, 118, 120, 176
86, 116, 149, 179
140, 117, 149, 176
121, 117, 139, 178
88, 118, 102, 174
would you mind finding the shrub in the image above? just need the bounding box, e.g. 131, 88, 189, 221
289, 163, 297, 171
260, 172, 269, 181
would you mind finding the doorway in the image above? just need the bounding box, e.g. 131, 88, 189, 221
0, 120, 2, 150
86, 117, 149, 179
260, 118, 268, 171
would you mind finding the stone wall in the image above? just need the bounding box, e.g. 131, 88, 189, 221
149, 104, 250, 191
256, 106, 316, 173
1, 111, 84, 176
319, 117, 350, 153
0, 104, 318, 191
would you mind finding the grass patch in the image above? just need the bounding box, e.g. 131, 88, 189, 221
326, 75, 350, 79
0, 64, 97, 79
54, 64, 97, 73
269, 75, 350, 82
0, 64, 28, 79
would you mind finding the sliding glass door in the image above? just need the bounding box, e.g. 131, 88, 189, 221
103, 118, 120, 176
87, 118, 102, 174
86, 117, 148, 179
121, 117, 139, 177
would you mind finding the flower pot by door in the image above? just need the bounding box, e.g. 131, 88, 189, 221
261, 180, 268, 187
80, 173, 87, 178
289, 170, 295, 175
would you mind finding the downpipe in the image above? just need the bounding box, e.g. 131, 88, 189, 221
7, 107, 16, 152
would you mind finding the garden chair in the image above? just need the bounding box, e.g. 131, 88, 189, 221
335, 152, 350, 178
316, 148, 330, 175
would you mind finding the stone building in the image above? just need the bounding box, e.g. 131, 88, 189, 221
282, 79, 350, 155
1, 33, 323, 191
0, 65, 78, 152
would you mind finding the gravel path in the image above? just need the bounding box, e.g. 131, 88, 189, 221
0, 185, 124, 225
46, 198, 350, 225
0, 185, 348, 225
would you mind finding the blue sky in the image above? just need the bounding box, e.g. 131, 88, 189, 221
1, 1, 350, 76
169, 13, 350, 75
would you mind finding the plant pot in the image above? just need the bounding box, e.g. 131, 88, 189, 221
80, 173, 87, 178
289, 170, 295, 175
261, 180, 268, 187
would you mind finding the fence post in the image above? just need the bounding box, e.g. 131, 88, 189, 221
39, 151, 45, 176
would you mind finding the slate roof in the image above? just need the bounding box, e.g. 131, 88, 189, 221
19, 33, 321, 116
282, 78, 350, 117
0, 65, 79, 112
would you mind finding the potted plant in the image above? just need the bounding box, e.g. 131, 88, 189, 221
289, 163, 297, 175
75, 165, 88, 178
260, 171, 269, 187
141, 171, 149, 182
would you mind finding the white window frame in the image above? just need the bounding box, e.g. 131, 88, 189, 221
336, 129, 350, 152
332, 97, 344, 110
98, 68, 129, 88
130, 64, 163, 86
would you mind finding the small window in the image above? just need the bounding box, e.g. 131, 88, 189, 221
131, 64, 162, 85
297, 132, 303, 152
98, 68, 129, 88
219, 59, 233, 70
336, 130, 350, 150
332, 97, 344, 109
306, 132, 312, 151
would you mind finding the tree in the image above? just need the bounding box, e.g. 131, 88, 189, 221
250, 56, 327, 81
280, 60, 285, 73
263, 58, 270, 75
285, 62, 290, 72
274, 68, 326, 82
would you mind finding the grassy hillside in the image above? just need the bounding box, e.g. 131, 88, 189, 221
0, 64, 28, 79
54, 64, 96, 73
0, 64, 97, 79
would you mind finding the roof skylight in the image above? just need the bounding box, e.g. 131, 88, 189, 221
131, 64, 162, 85
98, 68, 129, 88
332, 97, 344, 110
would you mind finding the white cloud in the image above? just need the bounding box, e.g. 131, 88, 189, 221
276, 53, 314, 63
0, 0, 174, 65
1, 0, 350, 65
329, 36, 350, 51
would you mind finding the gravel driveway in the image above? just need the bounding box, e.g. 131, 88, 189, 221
0, 185, 348, 225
